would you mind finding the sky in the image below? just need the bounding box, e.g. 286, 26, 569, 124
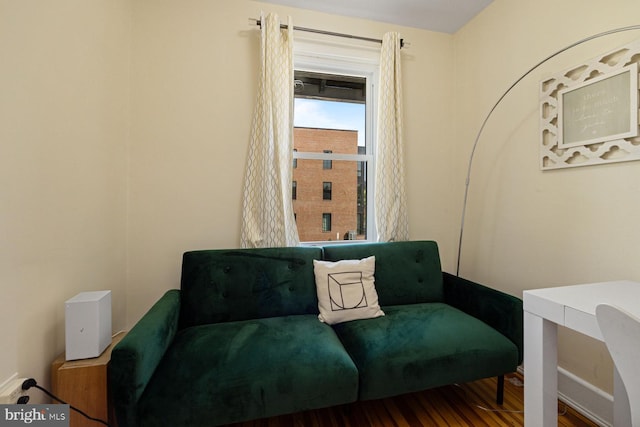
294, 98, 366, 146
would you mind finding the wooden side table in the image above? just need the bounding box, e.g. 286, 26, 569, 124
51, 331, 126, 427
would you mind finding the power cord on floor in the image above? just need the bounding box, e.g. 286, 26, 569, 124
454, 376, 569, 416
507, 376, 523, 387
453, 383, 525, 414
21, 378, 110, 426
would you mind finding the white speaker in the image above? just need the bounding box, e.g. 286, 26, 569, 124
65, 290, 112, 361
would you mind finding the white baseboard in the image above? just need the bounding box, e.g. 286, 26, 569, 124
0, 373, 18, 391
557, 367, 612, 427
518, 366, 613, 426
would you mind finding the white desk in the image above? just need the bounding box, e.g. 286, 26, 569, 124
523, 280, 640, 426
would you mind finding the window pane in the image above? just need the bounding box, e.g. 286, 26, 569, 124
323, 150, 332, 169
322, 213, 331, 232
292, 159, 366, 242
323, 182, 332, 200
293, 70, 368, 242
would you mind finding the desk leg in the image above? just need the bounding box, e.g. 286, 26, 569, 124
613, 366, 631, 427
524, 311, 558, 427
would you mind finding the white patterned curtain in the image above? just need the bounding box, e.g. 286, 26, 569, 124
376, 32, 409, 242
240, 13, 299, 248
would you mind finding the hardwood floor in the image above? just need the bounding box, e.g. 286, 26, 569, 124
228, 373, 599, 426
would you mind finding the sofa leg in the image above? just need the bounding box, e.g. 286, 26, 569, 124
496, 375, 504, 405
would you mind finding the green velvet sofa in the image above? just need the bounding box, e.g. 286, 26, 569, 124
109, 241, 523, 427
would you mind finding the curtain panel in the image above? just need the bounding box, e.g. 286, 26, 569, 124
376, 32, 409, 242
240, 13, 300, 248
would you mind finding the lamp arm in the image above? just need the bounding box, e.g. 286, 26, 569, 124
455, 25, 640, 277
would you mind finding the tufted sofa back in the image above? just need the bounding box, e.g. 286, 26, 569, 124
179, 241, 444, 328
322, 241, 444, 307
179, 246, 322, 328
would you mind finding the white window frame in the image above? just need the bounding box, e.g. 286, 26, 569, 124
293, 37, 379, 244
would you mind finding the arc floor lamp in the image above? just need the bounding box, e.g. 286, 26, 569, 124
455, 25, 640, 277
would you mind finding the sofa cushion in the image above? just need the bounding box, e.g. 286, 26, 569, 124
322, 241, 444, 306
332, 303, 520, 400
137, 315, 359, 426
180, 247, 322, 327
313, 256, 384, 325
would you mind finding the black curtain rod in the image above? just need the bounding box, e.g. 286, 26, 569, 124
250, 18, 406, 48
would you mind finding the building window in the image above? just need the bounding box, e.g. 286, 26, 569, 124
292, 60, 376, 242
323, 182, 332, 200
322, 213, 332, 232
292, 181, 297, 200
323, 150, 332, 169
293, 149, 297, 169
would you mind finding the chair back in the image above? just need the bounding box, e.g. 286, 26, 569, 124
596, 303, 640, 427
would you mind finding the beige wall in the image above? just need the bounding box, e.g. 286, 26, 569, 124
0, 0, 130, 394
126, 0, 456, 323
454, 0, 640, 394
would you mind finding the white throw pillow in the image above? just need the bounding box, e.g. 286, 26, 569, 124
313, 256, 384, 325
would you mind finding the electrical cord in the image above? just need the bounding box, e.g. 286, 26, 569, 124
453, 376, 570, 417
452, 382, 524, 414
21, 378, 110, 426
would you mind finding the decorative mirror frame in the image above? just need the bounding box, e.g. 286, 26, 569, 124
540, 39, 640, 170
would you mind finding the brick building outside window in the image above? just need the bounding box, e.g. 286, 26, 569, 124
292, 127, 364, 242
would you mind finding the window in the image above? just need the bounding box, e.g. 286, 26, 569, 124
322, 213, 332, 232
293, 149, 297, 169
291, 46, 377, 243
323, 182, 332, 200
292, 181, 297, 200
323, 150, 332, 169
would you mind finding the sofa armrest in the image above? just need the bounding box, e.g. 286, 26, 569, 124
442, 272, 523, 364
109, 289, 181, 427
